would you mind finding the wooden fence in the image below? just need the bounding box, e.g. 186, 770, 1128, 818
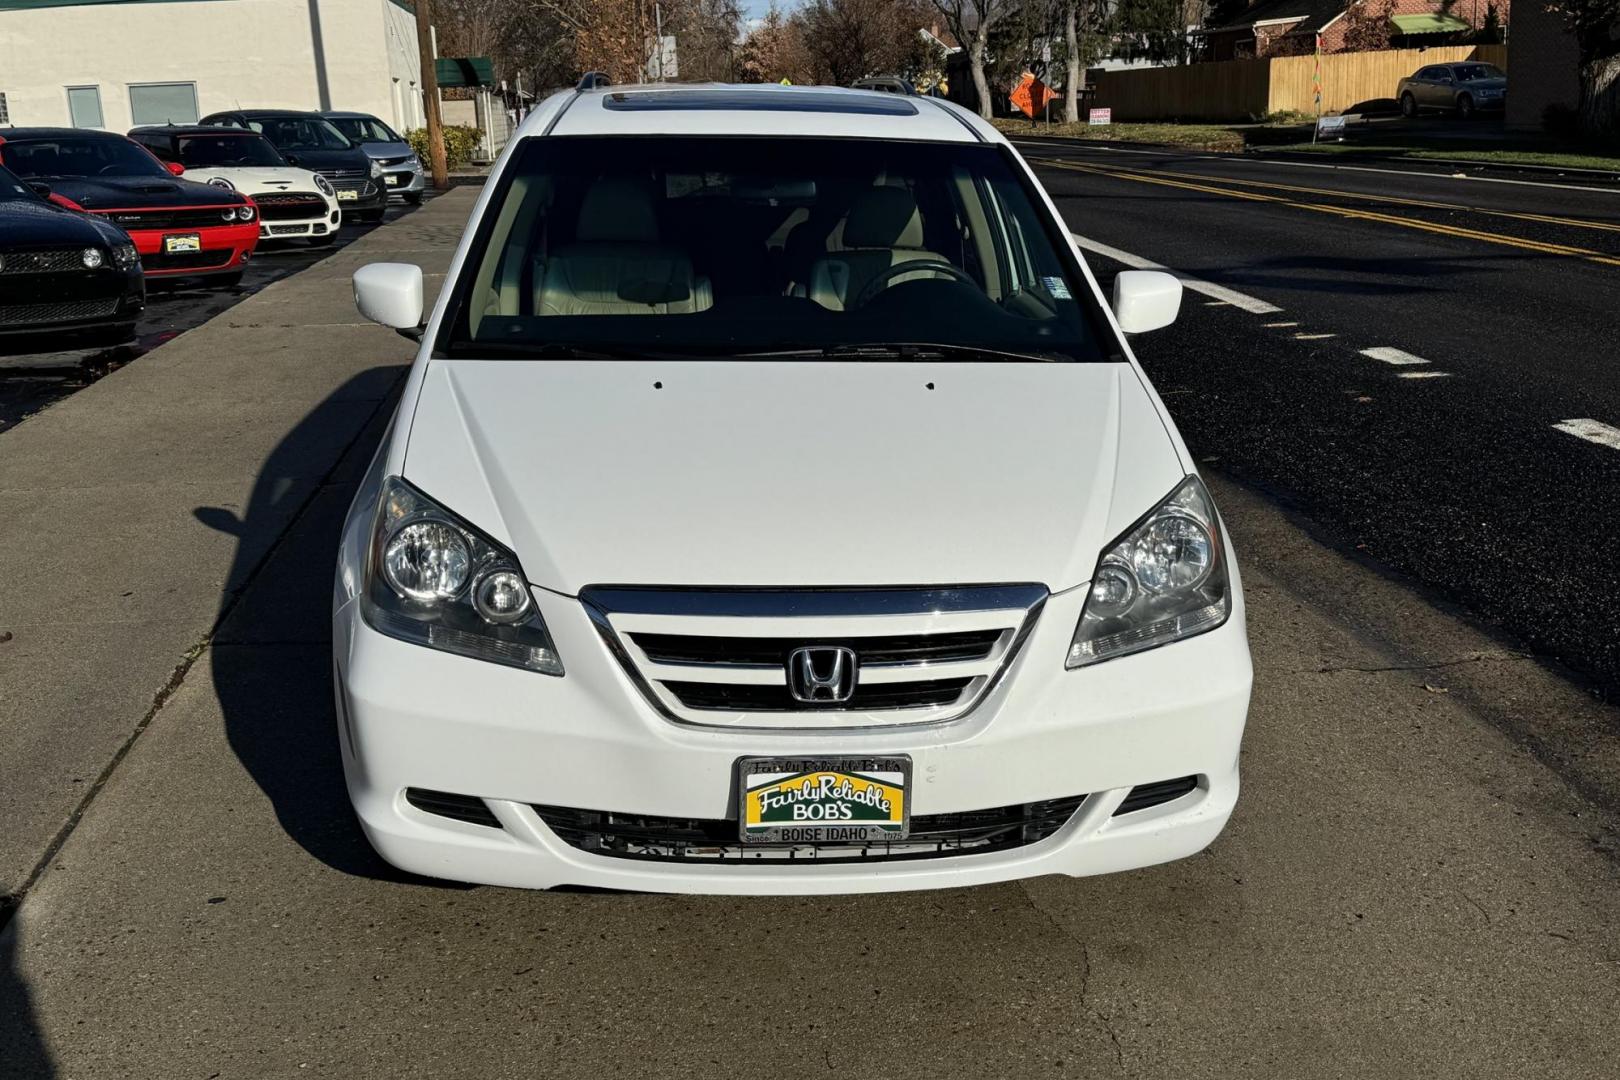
1093, 44, 1510, 122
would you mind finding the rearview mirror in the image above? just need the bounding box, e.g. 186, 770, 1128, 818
354, 262, 424, 336
166, 161, 185, 176
1111, 270, 1182, 334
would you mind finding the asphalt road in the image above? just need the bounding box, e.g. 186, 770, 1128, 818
1022, 139, 1620, 700
0, 196, 434, 434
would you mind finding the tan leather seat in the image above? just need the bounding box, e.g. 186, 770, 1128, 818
806, 187, 948, 311
537, 179, 712, 316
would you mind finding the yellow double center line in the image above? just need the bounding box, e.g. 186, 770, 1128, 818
1030, 157, 1620, 269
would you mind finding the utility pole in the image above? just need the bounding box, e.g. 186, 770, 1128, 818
415, 0, 449, 191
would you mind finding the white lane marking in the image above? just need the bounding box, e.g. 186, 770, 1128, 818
1071, 234, 1283, 314
1553, 419, 1620, 450
1398, 371, 1451, 379
1361, 346, 1430, 366
1202, 300, 1229, 306
1294, 332, 1336, 340
1263, 321, 1299, 328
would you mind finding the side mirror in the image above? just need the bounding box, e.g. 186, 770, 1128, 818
1111, 270, 1182, 334
28, 182, 51, 198
166, 161, 185, 176
354, 262, 424, 337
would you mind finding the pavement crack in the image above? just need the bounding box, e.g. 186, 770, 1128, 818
1018, 882, 1129, 1075
1302, 651, 1530, 676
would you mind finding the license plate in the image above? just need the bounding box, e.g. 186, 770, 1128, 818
336, 189, 359, 202
737, 756, 910, 843
384, 174, 402, 187
162, 233, 201, 254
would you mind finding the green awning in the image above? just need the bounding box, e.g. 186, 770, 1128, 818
435, 57, 495, 89
1390, 14, 1471, 33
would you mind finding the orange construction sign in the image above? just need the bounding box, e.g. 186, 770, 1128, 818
1009, 72, 1057, 119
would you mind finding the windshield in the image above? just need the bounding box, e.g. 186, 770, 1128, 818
328, 116, 400, 144
250, 117, 353, 151
178, 133, 287, 167
2, 136, 169, 179
1455, 65, 1505, 81
443, 135, 1110, 362
0, 165, 39, 202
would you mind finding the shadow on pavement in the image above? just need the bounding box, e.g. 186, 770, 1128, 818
0, 923, 55, 1078
196, 368, 457, 887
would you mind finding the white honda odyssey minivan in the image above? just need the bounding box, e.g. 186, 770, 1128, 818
336, 82, 1252, 895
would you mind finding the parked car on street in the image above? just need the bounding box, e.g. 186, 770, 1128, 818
852, 76, 916, 95
1397, 62, 1507, 120
0, 128, 258, 286
338, 83, 1252, 895
0, 163, 144, 344
129, 125, 343, 247
320, 111, 425, 206
199, 109, 388, 222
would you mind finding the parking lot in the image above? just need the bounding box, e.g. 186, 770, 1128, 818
3, 174, 1620, 1078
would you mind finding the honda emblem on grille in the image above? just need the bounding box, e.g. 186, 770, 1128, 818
787, 646, 858, 704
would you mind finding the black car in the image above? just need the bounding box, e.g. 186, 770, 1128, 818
0, 163, 145, 345
199, 109, 387, 222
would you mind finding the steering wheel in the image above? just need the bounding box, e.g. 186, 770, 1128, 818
849, 260, 977, 309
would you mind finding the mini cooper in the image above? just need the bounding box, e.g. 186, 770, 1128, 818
129, 125, 342, 247
337, 82, 1252, 895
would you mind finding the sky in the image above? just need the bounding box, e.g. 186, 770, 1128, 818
742, 0, 804, 19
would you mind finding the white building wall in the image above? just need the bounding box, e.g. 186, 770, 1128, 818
0, 0, 422, 131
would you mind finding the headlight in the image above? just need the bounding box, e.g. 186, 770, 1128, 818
314, 173, 334, 196
369, 158, 383, 180
220, 208, 237, 223
363, 477, 564, 675
81, 247, 104, 269
111, 243, 139, 269
1066, 476, 1230, 669
237, 204, 256, 222
208, 176, 235, 191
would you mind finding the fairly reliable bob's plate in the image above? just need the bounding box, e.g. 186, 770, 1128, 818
737, 756, 910, 844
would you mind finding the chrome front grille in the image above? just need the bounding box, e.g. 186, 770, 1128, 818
582, 585, 1047, 729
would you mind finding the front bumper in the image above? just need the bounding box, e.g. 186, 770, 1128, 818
0, 266, 144, 337
379, 164, 425, 199
333, 571, 1251, 895
126, 222, 258, 278
334, 181, 388, 219
258, 209, 342, 241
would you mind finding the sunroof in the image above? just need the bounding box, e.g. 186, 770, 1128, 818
600, 89, 920, 117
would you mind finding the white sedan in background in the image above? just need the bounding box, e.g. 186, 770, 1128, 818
129, 125, 343, 246
337, 81, 1252, 896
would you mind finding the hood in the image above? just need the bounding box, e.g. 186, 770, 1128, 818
183, 166, 328, 196
0, 197, 125, 248
39, 175, 242, 210
401, 360, 1187, 595
273, 146, 369, 173
360, 141, 413, 159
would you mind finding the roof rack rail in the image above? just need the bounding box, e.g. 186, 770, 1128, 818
577, 72, 612, 91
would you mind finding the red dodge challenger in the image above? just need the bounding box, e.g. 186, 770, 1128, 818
0, 128, 260, 286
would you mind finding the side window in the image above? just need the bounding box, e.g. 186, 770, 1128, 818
66, 85, 104, 129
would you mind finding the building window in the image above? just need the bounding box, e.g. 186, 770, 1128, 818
0, 92, 9, 125
129, 82, 199, 126
66, 85, 104, 129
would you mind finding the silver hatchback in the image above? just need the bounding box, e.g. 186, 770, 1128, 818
321, 111, 426, 204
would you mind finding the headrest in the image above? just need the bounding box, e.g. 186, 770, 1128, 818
576, 179, 659, 244
843, 187, 924, 249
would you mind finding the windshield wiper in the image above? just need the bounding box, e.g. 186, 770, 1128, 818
725, 343, 1071, 363
446, 340, 716, 363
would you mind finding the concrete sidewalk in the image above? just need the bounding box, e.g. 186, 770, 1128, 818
0, 188, 474, 904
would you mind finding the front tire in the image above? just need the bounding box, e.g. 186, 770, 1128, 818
308, 233, 337, 247
1457, 94, 1475, 120
1400, 92, 1417, 119
403, 192, 423, 206
214, 271, 245, 289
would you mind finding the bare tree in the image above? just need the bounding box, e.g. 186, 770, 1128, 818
738, 2, 813, 84
796, 0, 935, 86
1545, 0, 1620, 134
930, 0, 1008, 120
